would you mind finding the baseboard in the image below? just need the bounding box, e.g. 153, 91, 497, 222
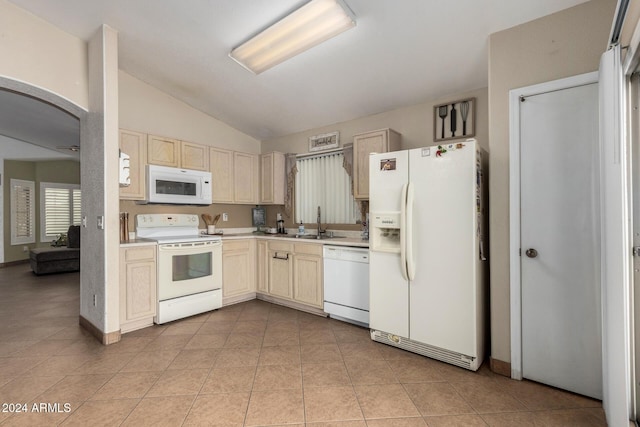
223, 292, 257, 307
490, 357, 511, 377
0, 259, 29, 268
79, 315, 121, 345
256, 293, 327, 317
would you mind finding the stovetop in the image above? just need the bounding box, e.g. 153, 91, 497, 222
135, 213, 221, 244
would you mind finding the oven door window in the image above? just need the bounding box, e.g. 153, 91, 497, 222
172, 252, 212, 281
156, 179, 197, 196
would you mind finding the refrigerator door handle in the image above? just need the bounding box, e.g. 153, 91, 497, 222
406, 182, 416, 280
400, 183, 409, 281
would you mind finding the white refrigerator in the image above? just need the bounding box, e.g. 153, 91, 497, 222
368, 139, 487, 371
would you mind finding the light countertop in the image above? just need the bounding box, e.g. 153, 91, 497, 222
119, 238, 157, 248
119, 232, 369, 248
220, 233, 369, 248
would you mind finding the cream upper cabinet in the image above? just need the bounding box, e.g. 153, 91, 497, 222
119, 245, 157, 333
119, 129, 147, 200
257, 240, 269, 293
148, 134, 181, 167
234, 152, 259, 204
292, 243, 323, 308
353, 128, 401, 199
210, 149, 259, 204
260, 152, 285, 205
181, 141, 209, 171
210, 148, 234, 203
222, 240, 256, 302
148, 134, 209, 170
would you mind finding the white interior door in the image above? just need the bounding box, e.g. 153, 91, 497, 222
520, 82, 602, 399
631, 71, 640, 426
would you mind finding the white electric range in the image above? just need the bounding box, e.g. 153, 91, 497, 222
136, 214, 222, 324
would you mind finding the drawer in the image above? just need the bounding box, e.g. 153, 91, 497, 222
294, 243, 322, 256
268, 241, 294, 252
222, 240, 251, 252
123, 246, 156, 262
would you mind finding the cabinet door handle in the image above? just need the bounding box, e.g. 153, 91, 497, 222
272, 253, 289, 261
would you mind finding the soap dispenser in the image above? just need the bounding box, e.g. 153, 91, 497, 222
277, 213, 285, 234
298, 221, 305, 235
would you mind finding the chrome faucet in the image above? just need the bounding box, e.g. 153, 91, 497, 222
317, 206, 325, 238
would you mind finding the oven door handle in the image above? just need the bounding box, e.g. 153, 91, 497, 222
158, 241, 221, 251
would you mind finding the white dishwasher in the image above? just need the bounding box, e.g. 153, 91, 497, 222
323, 245, 370, 326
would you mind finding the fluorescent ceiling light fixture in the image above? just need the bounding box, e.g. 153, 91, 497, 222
230, 0, 356, 74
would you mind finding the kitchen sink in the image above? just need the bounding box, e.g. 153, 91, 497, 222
260, 233, 347, 240
296, 234, 346, 240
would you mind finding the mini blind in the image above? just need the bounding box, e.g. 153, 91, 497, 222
40, 183, 81, 242
10, 179, 35, 245
295, 152, 359, 224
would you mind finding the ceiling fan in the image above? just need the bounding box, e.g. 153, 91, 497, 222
56, 145, 80, 152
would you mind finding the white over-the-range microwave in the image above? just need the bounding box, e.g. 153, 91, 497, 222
140, 164, 212, 205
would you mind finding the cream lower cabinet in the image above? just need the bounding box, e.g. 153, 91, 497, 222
222, 240, 256, 304
257, 240, 269, 293
292, 243, 323, 308
268, 241, 294, 299
120, 245, 157, 333
260, 240, 323, 310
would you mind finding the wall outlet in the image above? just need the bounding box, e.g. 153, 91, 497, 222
222, 213, 228, 222
22, 246, 28, 252
93, 295, 97, 306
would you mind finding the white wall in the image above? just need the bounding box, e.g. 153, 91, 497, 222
0, 127, 79, 264
487, 0, 615, 365
0, 0, 88, 109
80, 25, 120, 336
0, 159, 3, 264
119, 72, 260, 153
262, 87, 488, 155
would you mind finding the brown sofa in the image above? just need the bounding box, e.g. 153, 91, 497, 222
29, 225, 80, 275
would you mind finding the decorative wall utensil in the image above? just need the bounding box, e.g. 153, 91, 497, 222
433, 97, 475, 142
450, 103, 457, 137
460, 100, 470, 135
438, 105, 448, 139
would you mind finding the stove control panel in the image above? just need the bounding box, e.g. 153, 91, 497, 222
136, 214, 200, 229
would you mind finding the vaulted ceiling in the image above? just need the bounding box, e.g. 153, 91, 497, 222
4, 0, 590, 154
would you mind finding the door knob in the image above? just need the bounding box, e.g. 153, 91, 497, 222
525, 248, 538, 258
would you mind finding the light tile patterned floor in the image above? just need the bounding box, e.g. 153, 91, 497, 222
0, 264, 606, 426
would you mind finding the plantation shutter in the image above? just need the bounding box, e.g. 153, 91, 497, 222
10, 179, 35, 245
40, 183, 81, 241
